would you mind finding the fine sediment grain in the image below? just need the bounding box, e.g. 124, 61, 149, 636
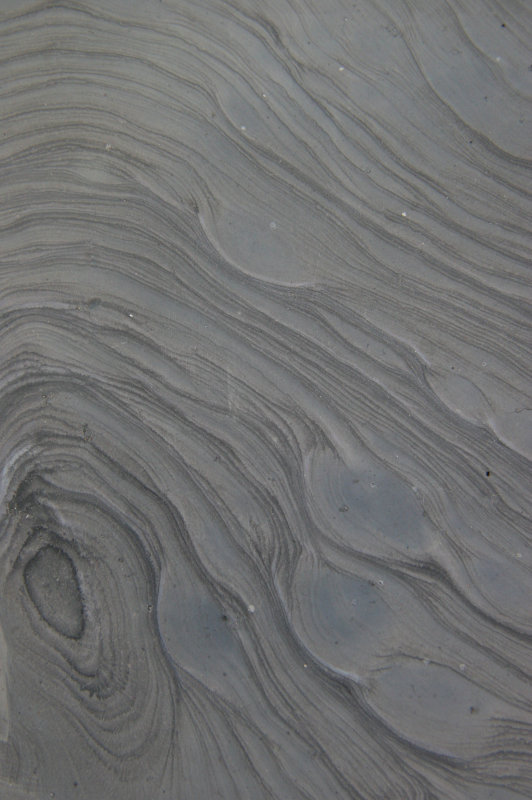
0, 1, 531, 798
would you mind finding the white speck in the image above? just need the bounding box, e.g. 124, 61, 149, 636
105, 143, 112, 151
247, 604, 255, 614
459, 663, 466, 672
128, 313, 134, 318
422, 658, 430, 666
495, 56, 502, 63
269, 221, 277, 230
370, 481, 376, 488
338, 66, 345, 72
351, 598, 357, 606
240, 125, 247, 131
515, 552, 522, 559
261, 92, 267, 98
401, 211, 407, 217
303, 663, 308, 669
377, 579, 384, 586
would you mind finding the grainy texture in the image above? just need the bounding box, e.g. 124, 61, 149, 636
0, 1, 531, 798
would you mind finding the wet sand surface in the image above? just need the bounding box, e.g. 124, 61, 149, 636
0, 1, 531, 798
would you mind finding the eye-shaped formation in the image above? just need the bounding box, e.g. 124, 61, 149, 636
24, 542, 85, 640
0, 1, 531, 799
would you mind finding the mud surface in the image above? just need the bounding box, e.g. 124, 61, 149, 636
0, 1, 531, 798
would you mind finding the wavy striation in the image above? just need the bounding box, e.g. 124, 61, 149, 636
0, 0, 531, 798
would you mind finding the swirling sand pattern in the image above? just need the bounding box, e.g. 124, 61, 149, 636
0, 0, 531, 798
